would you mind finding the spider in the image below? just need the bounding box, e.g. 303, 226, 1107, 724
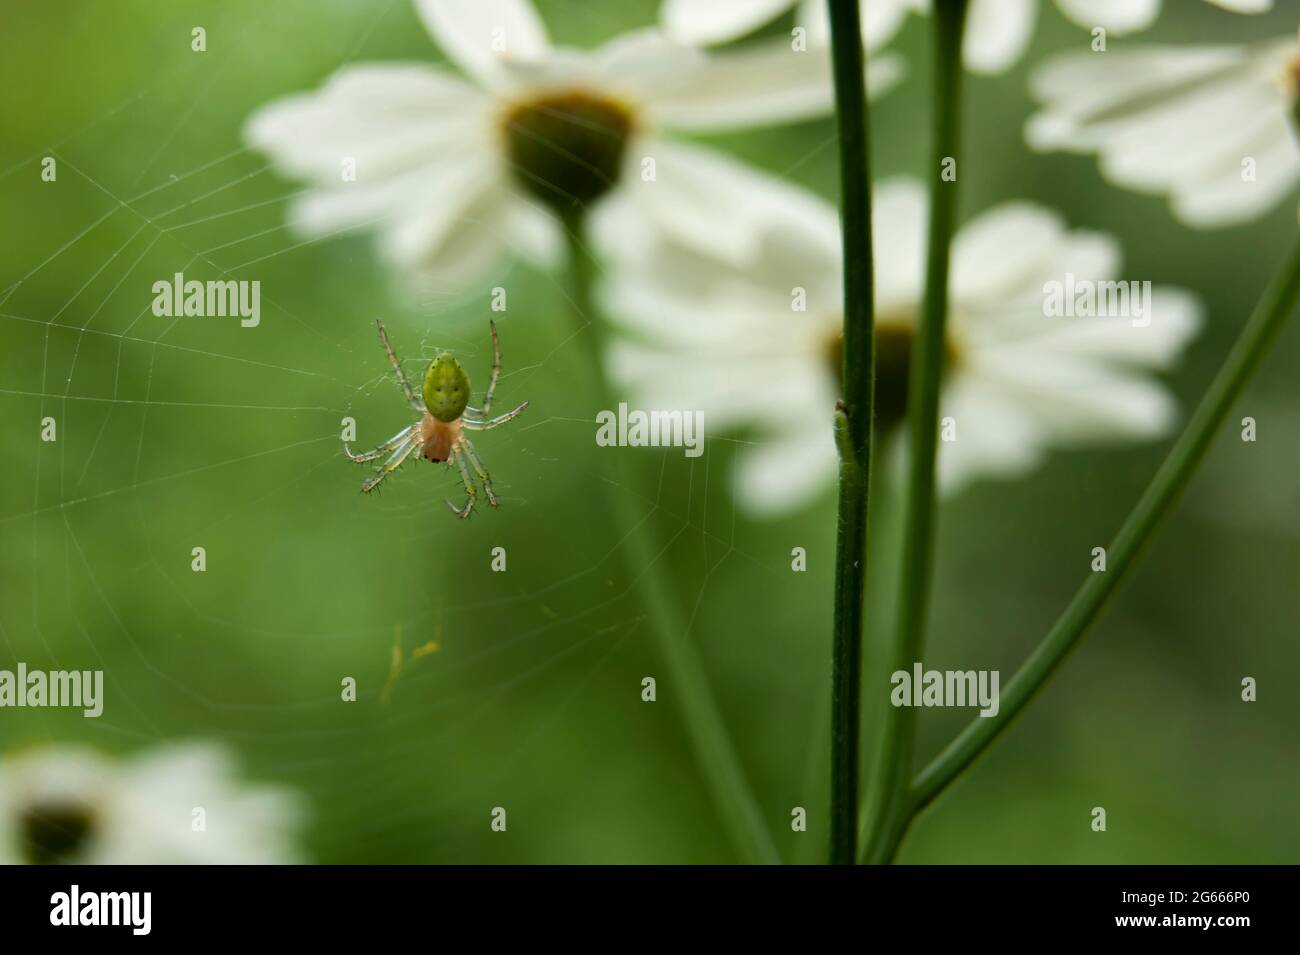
345, 319, 528, 517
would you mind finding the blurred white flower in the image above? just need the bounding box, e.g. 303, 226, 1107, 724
1027, 31, 1300, 227
246, 0, 897, 292
0, 742, 305, 864
662, 0, 1271, 75
595, 176, 1201, 516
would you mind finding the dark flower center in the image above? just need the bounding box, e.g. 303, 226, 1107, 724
19, 801, 96, 864
826, 320, 958, 433
501, 90, 634, 216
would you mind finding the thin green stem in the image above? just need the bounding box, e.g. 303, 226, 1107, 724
858, 0, 969, 865
827, 0, 876, 866
909, 234, 1300, 818
561, 213, 780, 865
795, 473, 899, 865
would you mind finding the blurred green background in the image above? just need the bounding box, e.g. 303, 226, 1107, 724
1, 0, 1297, 863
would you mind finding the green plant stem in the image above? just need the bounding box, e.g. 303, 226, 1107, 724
827, 0, 877, 866
560, 213, 780, 865
909, 234, 1300, 819
858, 0, 968, 865
795, 473, 899, 865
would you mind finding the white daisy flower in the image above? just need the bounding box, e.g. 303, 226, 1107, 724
0, 742, 305, 864
662, 0, 1271, 75
245, 0, 897, 291
1027, 29, 1300, 227
594, 176, 1201, 516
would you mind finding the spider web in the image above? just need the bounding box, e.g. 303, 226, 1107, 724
0, 0, 825, 864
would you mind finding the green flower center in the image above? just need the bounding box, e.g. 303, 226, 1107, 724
19, 801, 96, 864
826, 318, 959, 433
500, 90, 635, 215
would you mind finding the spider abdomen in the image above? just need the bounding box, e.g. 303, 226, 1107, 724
420, 414, 461, 463
422, 353, 470, 422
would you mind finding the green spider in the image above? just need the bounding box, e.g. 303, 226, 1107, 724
345, 319, 528, 518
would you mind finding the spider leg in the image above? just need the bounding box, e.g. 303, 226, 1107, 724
460, 436, 499, 508
344, 422, 418, 463
360, 437, 419, 494
445, 448, 477, 519
375, 318, 423, 412
461, 400, 528, 431
481, 319, 502, 416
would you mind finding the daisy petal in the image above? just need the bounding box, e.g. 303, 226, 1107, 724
736, 426, 839, 515
617, 138, 842, 268
602, 278, 760, 350
1053, 0, 1159, 33
596, 28, 713, 95
977, 349, 1179, 442
1025, 287, 1202, 368
952, 201, 1067, 306
642, 37, 835, 132
611, 342, 829, 434
244, 65, 486, 181
401, 189, 519, 292
1204, 0, 1272, 11
501, 197, 564, 270
870, 178, 928, 309
867, 52, 907, 100
1025, 41, 1300, 226
1050, 230, 1123, 288
930, 380, 1047, 492
1027, 46, 1248, 140
612, 25, 897, 110
1094, 74, 1283, 190
796, 0, 832, 46
661, 0, 794, 46
961, 230, 1123, 345
963, 0, 1037, 75
600, 235, 834, 353
415, 0, 550, 89
1171, 123, 1300, 227
375, 165, 500, 268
